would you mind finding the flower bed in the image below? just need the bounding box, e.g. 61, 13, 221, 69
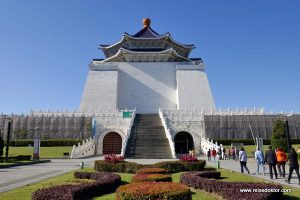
104, 154, 124, 164
32, 172, 121, 200
180, 172, 282, 200
132, 174, 172, 183
180, 154, 198, 162
116, 182, 192, 200
136, 167, 166, 174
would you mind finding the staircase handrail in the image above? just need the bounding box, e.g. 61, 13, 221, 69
159, 108, 176, 158
121, 108, 136, 157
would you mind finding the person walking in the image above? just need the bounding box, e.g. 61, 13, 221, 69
255, 147, 265, 175
265, 146, 278, 179
235, 147, 240, 162
225, 147, 230, 160
276, 148, 287, 178
286, 148, 300, 185
207, 149, 211, 162
218, 147, 222, 160
239, 147, 250, 174
211, 148, 217, 161
231, 147, 236, 160
222, 147, 226, 160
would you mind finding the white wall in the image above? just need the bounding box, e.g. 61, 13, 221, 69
176, 67, 215, 110
79, 70, 118, 112
117, 62, 177, 113
79, 62, 215, 114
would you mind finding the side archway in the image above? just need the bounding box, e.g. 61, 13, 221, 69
102, 132, 122, 154
174, 131, 194, 154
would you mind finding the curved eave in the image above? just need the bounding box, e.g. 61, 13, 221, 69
100, 33, 195, 50
100, 48, 193, 62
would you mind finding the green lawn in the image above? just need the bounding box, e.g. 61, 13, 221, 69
1, 167, 299, 200
7, 146, 73, 159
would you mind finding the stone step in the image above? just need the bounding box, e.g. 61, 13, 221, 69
125, 114, 172, 159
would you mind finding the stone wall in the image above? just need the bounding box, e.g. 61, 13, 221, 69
204, 115, 300, 139
0, 115, 92, 140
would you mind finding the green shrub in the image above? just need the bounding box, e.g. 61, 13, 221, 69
94, 160, 206, 173
154, 160, 206, 173
94, 160, 142, 173
116, 182, 191, 200
0, 155, 31, 161
132, 174, 172, 183
136, 167, 166, 174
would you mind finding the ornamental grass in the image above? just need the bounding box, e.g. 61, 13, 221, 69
116, 182, 192, 200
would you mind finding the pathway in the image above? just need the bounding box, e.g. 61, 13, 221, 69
200, 156, 300, 189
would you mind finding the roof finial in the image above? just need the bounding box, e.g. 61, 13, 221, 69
143, 18, 151, 28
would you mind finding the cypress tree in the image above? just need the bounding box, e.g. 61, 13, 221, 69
0, 136, 4, 157
271, 120, 288, 152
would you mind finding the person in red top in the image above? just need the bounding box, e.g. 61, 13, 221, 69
211, 148, 217, 161
276, 148, 287, 178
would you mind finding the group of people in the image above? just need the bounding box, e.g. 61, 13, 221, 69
241, 146, 300, 185
207, 146, 240, 161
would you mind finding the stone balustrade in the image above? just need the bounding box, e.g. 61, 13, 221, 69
159, 109, 176, 158
200, 136, 223, 156
70, 137, 96, 159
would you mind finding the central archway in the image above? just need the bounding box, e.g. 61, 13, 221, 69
174, 131, 194, 154
103, 132, 122, 154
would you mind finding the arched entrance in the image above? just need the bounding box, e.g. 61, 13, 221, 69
174, 132, 194, 154
103, 132, 122, 154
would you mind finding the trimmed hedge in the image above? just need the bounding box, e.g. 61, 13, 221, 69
136, 167, 166, 174
32, 172, 121, 200
180, 172, 282, 200
154, 160, 206, 173
8, 139, 83, 147
132, 174, 172, 183
94, 160, 142, 173
187, 171, 221, 179
0, 155, 31, 161
94, 160, 206, 173
116, 182, 192, 200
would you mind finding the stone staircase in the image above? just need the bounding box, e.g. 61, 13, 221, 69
125, 114, 172, 159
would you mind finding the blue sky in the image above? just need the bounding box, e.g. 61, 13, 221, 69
0, 1, 299, 114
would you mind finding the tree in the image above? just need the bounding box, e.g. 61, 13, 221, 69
0, 135, 4, 157
271, 120, 288, 152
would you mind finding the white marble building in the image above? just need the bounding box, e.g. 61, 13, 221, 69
79, 19, 215, 114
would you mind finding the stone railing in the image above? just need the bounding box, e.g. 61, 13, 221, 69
29, 109, 134, 117
200, 136, 223, 156
161, 107, 266, 116
159, 109, 176, 158
70, 137, 96, 159
120, 109, 136, 157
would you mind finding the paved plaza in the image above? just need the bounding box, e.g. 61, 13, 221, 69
0, 156, 299, 193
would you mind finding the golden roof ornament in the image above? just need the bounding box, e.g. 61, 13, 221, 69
143, 18, 151, 28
